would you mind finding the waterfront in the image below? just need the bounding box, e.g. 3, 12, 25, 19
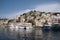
0, 26, 60, 40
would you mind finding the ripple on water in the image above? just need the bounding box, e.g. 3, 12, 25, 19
0, 26, 60, 40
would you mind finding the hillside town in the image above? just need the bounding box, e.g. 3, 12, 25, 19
0, 10, 60, 29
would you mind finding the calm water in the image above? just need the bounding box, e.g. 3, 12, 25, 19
0, 26, 60, 40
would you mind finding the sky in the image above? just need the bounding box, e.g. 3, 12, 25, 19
0, 0, 60, 18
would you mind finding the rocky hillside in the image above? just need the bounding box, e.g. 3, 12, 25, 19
14, 10, 43, 24
9, 10, 60, 26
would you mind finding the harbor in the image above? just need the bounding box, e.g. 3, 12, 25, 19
0, 25, 60, 40
0, 0, 60, 40
0, 11, 60, 40
0, 11, 60, 30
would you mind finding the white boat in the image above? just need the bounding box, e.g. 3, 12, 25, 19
42, 23, 52, 29
18, 25, 33, 29
9, 23, 18, 30
9, 23, 33, 29
44, 24, 52, 27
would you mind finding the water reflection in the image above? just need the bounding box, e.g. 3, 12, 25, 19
0, 26, 60, 40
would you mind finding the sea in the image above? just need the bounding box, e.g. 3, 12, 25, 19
0, 26, 60, 40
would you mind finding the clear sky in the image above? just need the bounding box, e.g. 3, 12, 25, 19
0, 0, 60, 18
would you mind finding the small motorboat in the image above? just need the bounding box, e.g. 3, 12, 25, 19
19, 25, 33, 29
43, 23, 52, 29
9, 23, 19, 30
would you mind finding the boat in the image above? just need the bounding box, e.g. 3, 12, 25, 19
9, 24, 18, 30
42, 18, 52, 29
42, 23, 52, 29
9, 23, 33, 30
51, 17, 60, 30
18, 25, 33, 29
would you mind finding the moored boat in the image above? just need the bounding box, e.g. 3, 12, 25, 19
51, 17, 60, 30
18, 25, 33, 29
42, 24, 52, 29
9, 23, 33, 29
